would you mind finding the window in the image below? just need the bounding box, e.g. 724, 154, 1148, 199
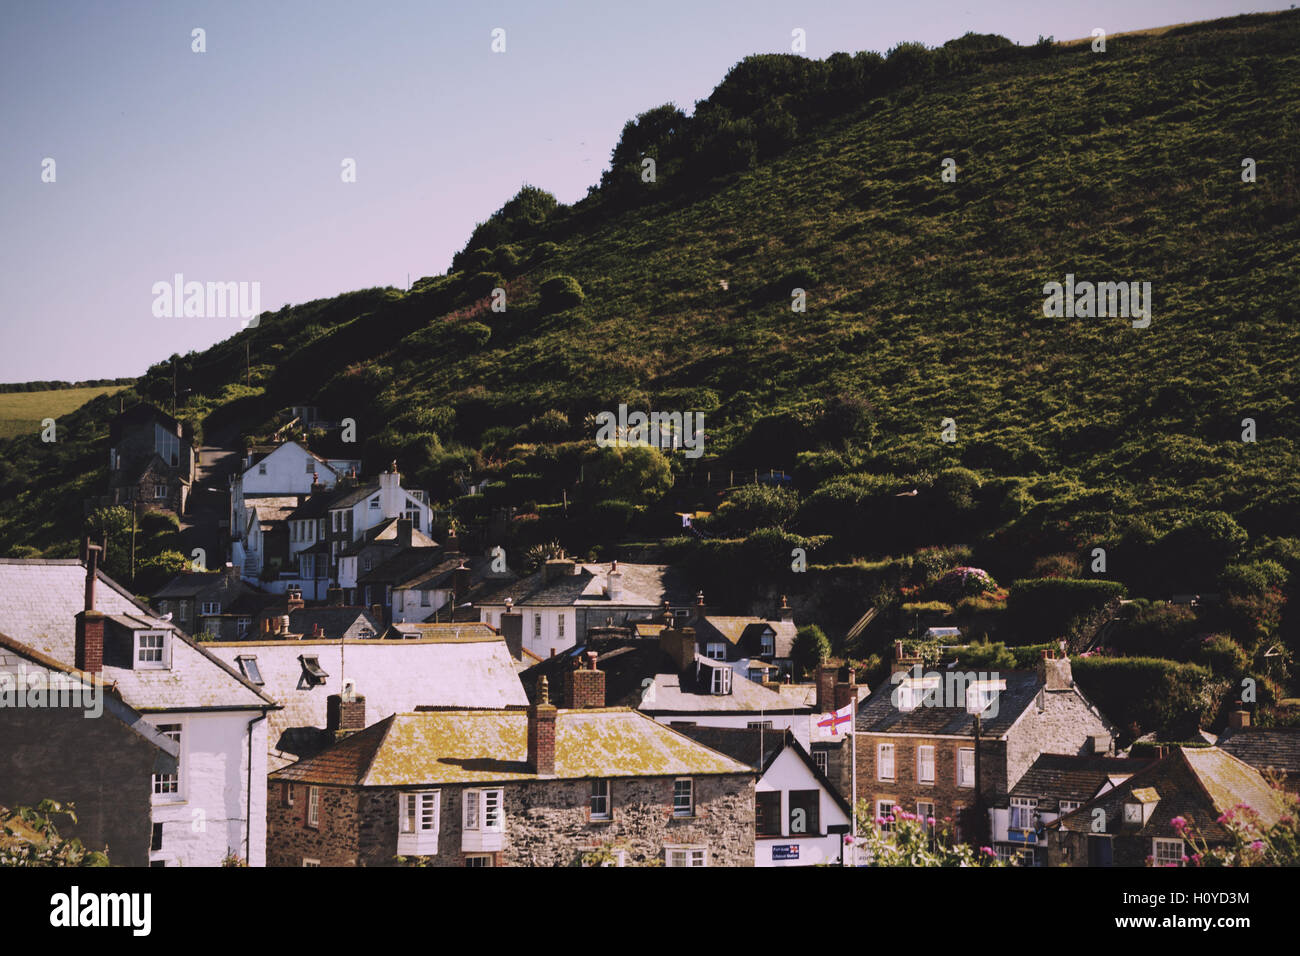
877, 743, 895, 781
1059, 800, 1081, 815
756, 790, 782, 836
151, 823, 163, 851
363, 556, 372, 572
788, 790, 820, 835
236, 655, 263, 685
557, 615, 565, 640
590, 780, 611, 820
465, 854, 494, 867
306, 458, 315, 473
665, 846, 707, 867
154, 424, 180, 466
673, 778, 694, 817
404, 507, 421, 531
300, 656, 329, 687
917, 745, 935, 784
812, 750, 829, 775
463, 789, 504, 832
258, 463, 267, 475
302, 858, 320, 868
177, 602, 189, 622
152, 723, 182, 796
705, 642, 726, 660
136, 632, 167, 668
957, 748, 975, 788
369, 497, 380, 510
153, 484, 168, 499
1009, 797, 1038, 832
746, 720, 774, 730
534, 614, 542, 639
1153, 838, 1185, 868
237, 618, 251, 637
421, 590, 431, 607
760, 631, 775, 656
149, 860, 166, 868
710, 666, 731, 695
917, 801, 935, 835
397, 791, 441, 855
282, 782, 293, 807
877, 800, 896, 833
201, 601, 221, 615
307, 786, 320, 827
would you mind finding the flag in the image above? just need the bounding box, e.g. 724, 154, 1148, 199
816, 702, 854, 736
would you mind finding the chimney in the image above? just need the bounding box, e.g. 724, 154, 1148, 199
566, 650, 605, 708
692, 591, 706, 625
659, 625, 697, 674
527, 676, 557, 776
75, 611, 105, 675
1228, 706, 1251, 732
310, 472, 325, 495
777, 594, 793, 623
444, 527, 459, 554
815, 662, 837, 713
1037, 648, 1073, 691
379, 465, 402, 519
891, 640, 923, 676
499, 600, 523, 659
224, 562, 241, 589
326, 587, 344, 606
370, 604, 384, 626
286, 587, 305, 612
606, 561, 623, 600
543, 558, 576, 584
326, 689, 366, 739
453, 562, 471, 599
396, 517, 413, 550
833, 664, 858, 711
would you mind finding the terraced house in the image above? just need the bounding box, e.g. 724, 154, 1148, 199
267, 677, 755, 867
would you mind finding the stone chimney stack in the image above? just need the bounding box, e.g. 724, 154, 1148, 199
815, 662, 837, 713
1037, 648, 1073, 691
1228, 706, 1252, 732
692, 590, 706, 625
379, 462, 402, 519
606, 561, 623, 600
659, 625, 697, 674
499, 600, 523, 659
566, 650, 605, 708
527, 676, 558, 776
834, 664, 858, 711
453, 562, 471, 600
76, 540, 105, 674
286, 587, 305, 612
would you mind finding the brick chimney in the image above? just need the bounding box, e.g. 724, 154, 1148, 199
76, 540, 105, 674
833, 664, 858, 711
1228, 706, 1251, 731
286, 587, 305, 612
566, 650, 605, 708
659, 625, 697, 674
1037, 648, 1073, 691
815, 662, 837, 712
499, 600, 523, 659
326, 688, 366, 739
527, 676, 558, 776
444, 527, 459, 554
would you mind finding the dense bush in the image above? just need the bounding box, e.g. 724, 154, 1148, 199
538, 275, 585, 314
1006, 578, 1127, 643
1072, 656, 1225, 742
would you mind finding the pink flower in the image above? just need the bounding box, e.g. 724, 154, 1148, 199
1190, 853, 1203, 866
980, 846, 995, 857
927, 816, 936, 826
874, 816, 885, 826
1249, 841, 1265, 852
1171, 816, 1187, 832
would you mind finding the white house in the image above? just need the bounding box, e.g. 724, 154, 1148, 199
229, 441, 358, 545
0, 558, 278, 867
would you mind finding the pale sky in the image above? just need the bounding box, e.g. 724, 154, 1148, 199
0, 0, 1283, 381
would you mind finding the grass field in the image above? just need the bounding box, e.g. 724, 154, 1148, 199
0, 386, 126, 440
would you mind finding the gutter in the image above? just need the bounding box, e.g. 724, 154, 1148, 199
245, 708, 270, 862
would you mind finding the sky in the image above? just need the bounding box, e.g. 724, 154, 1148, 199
0, 0, 1284, 382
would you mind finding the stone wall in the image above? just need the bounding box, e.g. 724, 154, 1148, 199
267, 782, 361, 867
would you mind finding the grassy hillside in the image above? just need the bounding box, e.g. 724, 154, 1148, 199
2, 11, 1297, 594
0, 386, 127, 440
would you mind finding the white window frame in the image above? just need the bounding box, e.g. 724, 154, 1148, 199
463, 788, 504, 832
302, 857, 320, 867
153, 484, 168, 499
1058, 800, 1081, 815
534, 614, 542, 639
136, 631, 169, 669
957, 747, 976, 788
705, 642, 726, 660
877, 800, 896, 833
664, 845, 707, 867
760, 632, 775, 656
917, 744, 935, 784
812, 750, 828, 775
877, 743, 895, 781
258, 462, 267, 475
557, 614, 565, 640
200, 601, 221, 615
1009, 797, 1038, 831
710, 666, 731, 695
151, 722, 183, 799
1153, 837, 1185, 867
673, 778, 694, 817
307, 786, 320, 827
397, 790, 441, 855
590, 780, 611, 821
917, 800, 935, 834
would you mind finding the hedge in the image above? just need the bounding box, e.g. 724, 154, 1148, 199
1006, 577, 1127, 642
1072, 656, 1224, 742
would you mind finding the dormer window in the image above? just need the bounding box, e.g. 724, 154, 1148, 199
894, 674, 939, 712
299, 655, 329, 687
965, 679, 1005, 715
760, 629, 775, 656
710, 665, 731, 695
136, 631, 170, 669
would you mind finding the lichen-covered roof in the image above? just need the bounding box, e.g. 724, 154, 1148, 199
271, 707, 753, 786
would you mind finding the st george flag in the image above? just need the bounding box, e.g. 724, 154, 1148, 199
816, 702, 854, 736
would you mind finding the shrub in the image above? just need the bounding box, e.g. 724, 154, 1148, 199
712, 483, 799, 535
1006, 578, 1127, 642
466, 271, 502, 299
451, 322, 492, 349
539, 275, 585, 314
935, 567, 998, 601
791, 625, 831, 678
1072, 656, 1223, 742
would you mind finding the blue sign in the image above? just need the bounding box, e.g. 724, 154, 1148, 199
1006, 828, 1040, 845
772, 845, 800, 861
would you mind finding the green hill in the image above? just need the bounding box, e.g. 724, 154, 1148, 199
3, 10, 1298, 602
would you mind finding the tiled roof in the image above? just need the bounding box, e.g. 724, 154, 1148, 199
854, 669, 1044, 738
0, 560, 274, 713
329, 482, 382, 510
1009, 753, 1155, 810
246, 496, 301, 526
697, 616, 798, 658
1216, 727, 1300, 777
1052, 747, 1288, 841
384, 622, 499, 641
644, 666, 814, 714
475, 563, 693, 610
206, 636, 527, 760
270, 708, 753, 786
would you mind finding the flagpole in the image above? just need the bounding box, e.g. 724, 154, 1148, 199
850, 714, 857, 866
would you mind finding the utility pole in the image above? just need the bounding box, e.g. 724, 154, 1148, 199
246, 340, 250, 387
131, 498, 138, 583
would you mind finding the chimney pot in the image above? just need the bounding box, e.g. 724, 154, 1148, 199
527, 676, 558, 775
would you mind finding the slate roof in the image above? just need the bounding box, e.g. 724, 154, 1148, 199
338, 517, 438, 556
384, 622, 499, 641
0, 560, 275, 713
1008, 753, 1155, 811
475, 562, 693, 610
288, 607, 383, 640
205, 635, 528, 761
357, 547, 443, 587
1216, 727, 1300, 778
246, 496, 301, 528
270, 707, 753, 787
1051, 747, 1289, 842
328, 482, 383, 511
854, 669, 1044, 738
697, 615, 797, 658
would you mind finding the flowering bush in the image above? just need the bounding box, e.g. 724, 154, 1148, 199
936, 567, 998, 601
1160, 794, 1300, 867
853, 802, 1005, 867
0, 800, 108, 867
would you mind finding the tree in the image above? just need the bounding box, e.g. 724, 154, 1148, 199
790, 625, 831, 679
713, 483, 798, 535
582, 445, 673, 504
85, 505, 135, 582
